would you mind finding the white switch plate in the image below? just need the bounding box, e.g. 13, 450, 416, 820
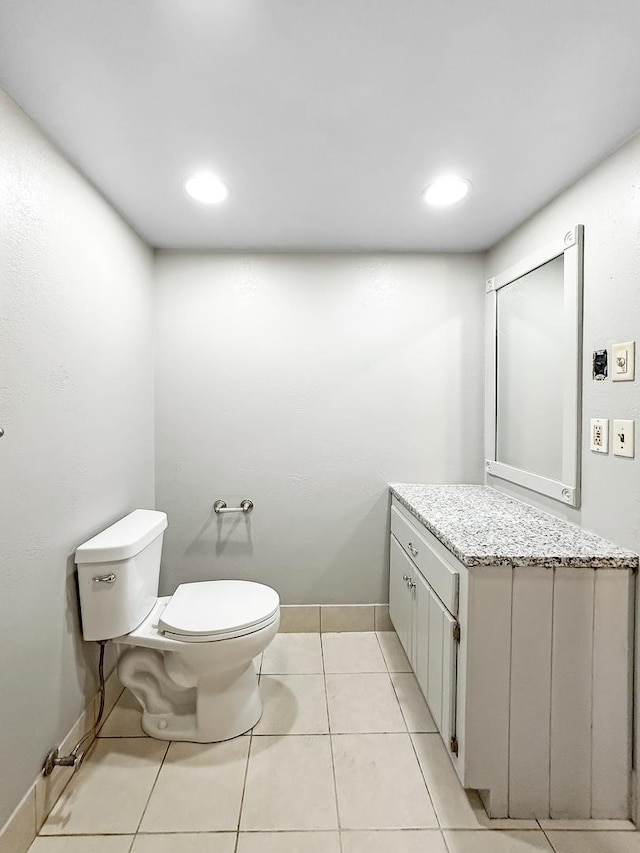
612, 341, 635, 381
590, 418, 609, 453
613, 419, 635, 457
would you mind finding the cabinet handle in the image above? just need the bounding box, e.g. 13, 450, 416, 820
408, 579, 416, 590
402, 574, 409, 581
407, 542, 419, 557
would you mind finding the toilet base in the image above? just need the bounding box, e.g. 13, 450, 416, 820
118, 648, 264, 742
143, 661, 263, 742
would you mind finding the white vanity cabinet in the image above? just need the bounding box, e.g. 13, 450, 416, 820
390, 506, 459, 755
389, 534, 415, 658
388, 486, 637, 821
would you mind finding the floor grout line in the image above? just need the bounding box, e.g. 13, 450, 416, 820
322, 634, 344, 853
406, 730, 443, 834
374, 629, 395, 674
541, 825, 559, 852
37, 824, 639, 835
440, 826, 454, 853
386, 668, 411, 735
376, 628, 447, 837
134, 739, 171, 835
233, 671, 257, 853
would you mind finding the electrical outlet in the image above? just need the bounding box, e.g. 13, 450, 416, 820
613, 419, 635, 458
590, 418, 609, 453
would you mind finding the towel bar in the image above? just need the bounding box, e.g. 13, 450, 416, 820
213, 499, 254, 514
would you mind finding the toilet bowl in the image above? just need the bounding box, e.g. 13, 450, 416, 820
75, 510, 280, 742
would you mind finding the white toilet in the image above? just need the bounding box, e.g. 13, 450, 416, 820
75, 509, 280, 742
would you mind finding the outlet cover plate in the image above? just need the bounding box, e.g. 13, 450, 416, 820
590, 418, 609, 453
613, 419, 635, 457
612, 341, 635, 382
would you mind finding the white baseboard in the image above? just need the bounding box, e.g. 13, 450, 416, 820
0, 667, 123, 853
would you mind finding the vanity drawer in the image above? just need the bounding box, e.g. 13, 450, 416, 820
390, 506, 459, 615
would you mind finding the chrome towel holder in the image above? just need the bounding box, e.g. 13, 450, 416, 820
213, 499, 254, 515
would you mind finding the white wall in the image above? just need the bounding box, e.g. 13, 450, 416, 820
154, 253, 485, 604
0, 90, 155, 828
485, 133, 640, 539
485, 132, 640, 817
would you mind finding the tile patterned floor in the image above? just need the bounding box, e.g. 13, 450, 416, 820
29, 632, 639, 853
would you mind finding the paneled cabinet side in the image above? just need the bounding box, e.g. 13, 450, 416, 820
509, 566, 553, 818
463, 564, 512, 818
550, 567, 595, 819
591, 568, 634, 818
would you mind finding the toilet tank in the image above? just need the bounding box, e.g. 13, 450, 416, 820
75, 509, 168, 641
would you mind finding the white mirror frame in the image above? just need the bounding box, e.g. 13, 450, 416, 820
485, 224, 584, 507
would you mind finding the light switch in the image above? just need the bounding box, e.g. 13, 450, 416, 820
612, 341, 635, 382
590, 418, 609, 453
613, 419, 634, 458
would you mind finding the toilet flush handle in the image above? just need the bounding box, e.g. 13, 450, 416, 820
93, 573, 116, 584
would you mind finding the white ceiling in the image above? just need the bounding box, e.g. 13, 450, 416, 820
1, 0, 639, 251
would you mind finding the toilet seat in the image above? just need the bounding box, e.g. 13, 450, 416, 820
158, 580, 280, 643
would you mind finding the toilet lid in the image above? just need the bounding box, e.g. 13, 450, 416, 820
159, 580, 280, 639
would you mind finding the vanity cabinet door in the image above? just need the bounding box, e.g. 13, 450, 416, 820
389, 535, 414, 660
427, 591, 445, 730
440, 605, 458, 757
414, 572, 431, 699
427, 588, 458, 753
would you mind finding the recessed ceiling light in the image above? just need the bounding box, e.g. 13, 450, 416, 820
422, 175, 472, 207
184, 172, 228, 204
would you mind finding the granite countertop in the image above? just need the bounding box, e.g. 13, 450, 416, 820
390, 483, 639, 569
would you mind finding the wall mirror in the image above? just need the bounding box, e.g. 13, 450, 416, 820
486, 225, 584, 506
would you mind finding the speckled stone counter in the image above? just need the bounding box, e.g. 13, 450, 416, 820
390, 483, 638, 569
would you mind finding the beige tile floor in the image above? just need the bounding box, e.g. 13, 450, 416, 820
30, 632, 639, 853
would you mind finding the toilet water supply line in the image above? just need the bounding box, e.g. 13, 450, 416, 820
43, 640, 107, 777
